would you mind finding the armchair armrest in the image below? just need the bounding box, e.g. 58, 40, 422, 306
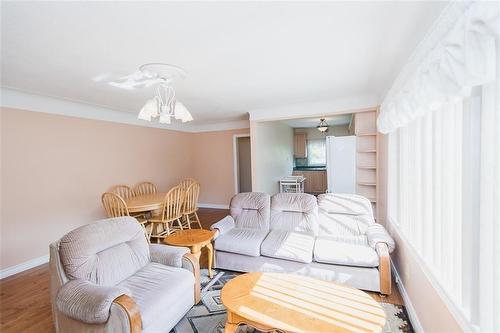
55, 279, 134, 325
366, 223, 396, 253
181, 253, 201, 304
149, 244, 189, 267
210, 215, 235, 239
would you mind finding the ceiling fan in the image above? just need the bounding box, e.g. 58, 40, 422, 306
107, 63, 193, 124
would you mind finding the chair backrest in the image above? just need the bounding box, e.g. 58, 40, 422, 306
58, 217, 150, 286
159, 185, 185, 222
134, 181, 157, 196
183, 182, 200, 214
109, 184, 135, 199
230, 192, 271, 230
179, 178, 197, 191
102, 192, 130, 217
270, 193, 318, 235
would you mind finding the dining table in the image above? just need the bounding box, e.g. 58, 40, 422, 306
125, 192, 167, 213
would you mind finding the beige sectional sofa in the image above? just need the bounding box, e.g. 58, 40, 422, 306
211, 192, 395, 295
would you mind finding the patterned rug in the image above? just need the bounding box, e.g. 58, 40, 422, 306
171, 269, 413, 333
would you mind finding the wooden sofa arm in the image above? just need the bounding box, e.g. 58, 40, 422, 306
113, 295, 142, 333
182, 252, 201, 304
375, 243, 391, 295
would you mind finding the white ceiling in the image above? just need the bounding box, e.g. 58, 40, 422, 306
1, 1, 447, 126
284, 114, 352, 128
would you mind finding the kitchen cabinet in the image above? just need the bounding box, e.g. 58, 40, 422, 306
292, 170, 327, 194
294, 133, 307, 158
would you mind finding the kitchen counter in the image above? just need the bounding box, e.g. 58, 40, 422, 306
293, 166, 326, 171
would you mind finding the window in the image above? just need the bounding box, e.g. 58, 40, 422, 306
307, 139, 326, 166
387, 92, 496, 330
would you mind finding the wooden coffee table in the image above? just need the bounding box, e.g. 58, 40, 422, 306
164, 229, 215, 278
221, 272, 386, 333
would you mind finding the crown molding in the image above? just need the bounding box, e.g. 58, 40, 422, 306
248, 94, 379, 122
0, 88, 249, 133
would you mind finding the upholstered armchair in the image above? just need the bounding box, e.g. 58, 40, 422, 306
49, 216, 200, 333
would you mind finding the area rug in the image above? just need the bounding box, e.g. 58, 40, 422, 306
171, 269, 414, 333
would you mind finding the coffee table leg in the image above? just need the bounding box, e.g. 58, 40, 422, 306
207, 243, 213, 278
225, 311, 238, 333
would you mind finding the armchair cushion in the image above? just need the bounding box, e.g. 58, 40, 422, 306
210, 215, 235, 239
118, 263, 195, 332
149, 244, 189, 267
317, 193, 374, 218
366, 224, 396, 253
56, 279, 130, 324
59, 217, 150, 286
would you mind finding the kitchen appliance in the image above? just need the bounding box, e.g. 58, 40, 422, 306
326, 136, 356, 193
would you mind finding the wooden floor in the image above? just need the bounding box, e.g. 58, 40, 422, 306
0, 208, 402, 333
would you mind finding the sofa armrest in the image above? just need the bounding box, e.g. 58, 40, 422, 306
149, 244, 189, 267
55, 279, 133, 325
366, 223, 396, 253
181, 253, 201, 304
210, 215, 235, 239
376, 243, 391, 295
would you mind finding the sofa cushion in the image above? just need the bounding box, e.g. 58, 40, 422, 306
318, 212, 374, 236
270, 193, 319, 235
59, 217, 150, 286
261, 230, 315, 263
214, 228, 268, 257
118, 263, 194, 332
230, 192, 271, 230
313, 236, 379, 268
317, 193, 374, 218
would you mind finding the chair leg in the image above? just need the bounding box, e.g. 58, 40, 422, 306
186, 214, 191, 229
194, 212, 202, 229
176, 218, 183, 230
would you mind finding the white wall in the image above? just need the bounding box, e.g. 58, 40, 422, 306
250, 121, 294, 194
295, 125, 350, 140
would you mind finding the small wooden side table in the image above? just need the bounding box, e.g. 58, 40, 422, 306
164, 229, 215, 278
221, 272, 386, 333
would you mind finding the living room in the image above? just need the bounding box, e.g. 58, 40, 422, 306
1, 1, 499, 333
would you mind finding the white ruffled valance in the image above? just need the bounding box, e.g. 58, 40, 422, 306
378, 1, 500, 134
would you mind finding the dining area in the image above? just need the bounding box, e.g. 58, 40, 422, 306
101, 178, 205, 242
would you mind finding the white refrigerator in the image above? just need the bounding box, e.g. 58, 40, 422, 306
326, 136, 356, 194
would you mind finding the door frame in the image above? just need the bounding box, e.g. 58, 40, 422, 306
233, 133, 251, 195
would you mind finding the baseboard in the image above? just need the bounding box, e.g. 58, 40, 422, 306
198, 203, 229, 209
0, 254, 49, 280
391, 262, 424, 333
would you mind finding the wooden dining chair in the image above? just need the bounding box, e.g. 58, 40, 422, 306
110, 184, 135, 199
179, 178, 197, 191
182, 182, 203, 229
101, 192, 151, 243
149, 185, 185, 243
133, 182, 158, 196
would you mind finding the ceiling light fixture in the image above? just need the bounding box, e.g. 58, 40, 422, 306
109, 63, 193, 124
317, 118, 328, 132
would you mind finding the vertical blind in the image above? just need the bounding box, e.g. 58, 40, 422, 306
387, 53, 500, 330
388, 99, 466, 317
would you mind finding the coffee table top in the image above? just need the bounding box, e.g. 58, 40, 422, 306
164, 229, 214, 247
221, 272, 386, 333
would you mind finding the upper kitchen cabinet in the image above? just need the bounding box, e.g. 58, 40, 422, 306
294, 132, 307, 158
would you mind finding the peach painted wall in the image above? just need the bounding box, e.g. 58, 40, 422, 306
0, 107, 247, 270
191, 128, 250, 205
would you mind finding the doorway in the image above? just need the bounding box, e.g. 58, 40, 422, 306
233, 134, 252, 193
